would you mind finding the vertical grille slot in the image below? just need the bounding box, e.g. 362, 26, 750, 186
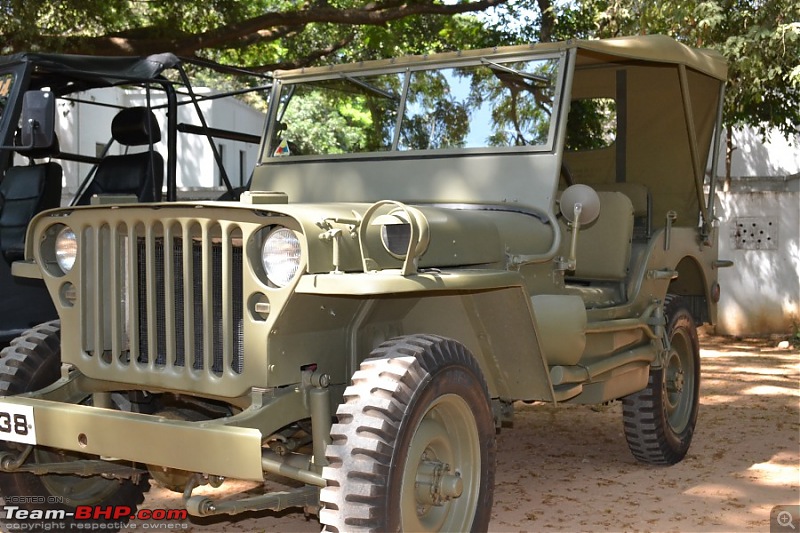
82, 218, 244, 379
108, 223, 125, 362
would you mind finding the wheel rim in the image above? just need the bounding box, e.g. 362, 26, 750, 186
399, 393, 481, 532
664, 326, 695, 433
37, 448, 122, 505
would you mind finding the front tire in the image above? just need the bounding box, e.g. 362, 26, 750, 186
320, 334, 496, 532
0, 321, 149, 532
622, 296, 700, 465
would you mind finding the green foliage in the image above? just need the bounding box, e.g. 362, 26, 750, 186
565, 98, 617, 151
272, 55, 559, 158
279, 73, 403, 155
402, 98, 471, 150
280, 90, 374, 155
0, 0, 135, 53
0, 0, 795, 141
467, 61, 557, 147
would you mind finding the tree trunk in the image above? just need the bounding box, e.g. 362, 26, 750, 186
724, 127, 735, 192
537, 0, 555, 42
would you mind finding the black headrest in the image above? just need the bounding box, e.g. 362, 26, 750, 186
14, 131, 60, 159
111, 107, 162, 146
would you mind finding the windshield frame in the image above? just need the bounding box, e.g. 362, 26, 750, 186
259, 49, 567, 164
0, 63, 30, 151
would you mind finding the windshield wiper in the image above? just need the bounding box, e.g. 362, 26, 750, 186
481, 59, 550, 85
340, 73, 398, 100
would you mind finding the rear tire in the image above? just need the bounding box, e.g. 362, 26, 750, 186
622, 296, 700, 465
320, 334, 495, 532
0, 321, 149, 532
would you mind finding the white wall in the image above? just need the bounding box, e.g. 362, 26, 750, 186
715, 184, 800, 336
720, 127, 800, 179
710, 126, 800, 336
54, 87, 265, 194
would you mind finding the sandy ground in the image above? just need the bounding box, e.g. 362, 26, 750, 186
129, 335, 799, 532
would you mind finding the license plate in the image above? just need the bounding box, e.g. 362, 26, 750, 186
0, 402, 37, 445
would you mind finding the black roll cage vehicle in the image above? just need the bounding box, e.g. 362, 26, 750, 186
0, 52, 271, 344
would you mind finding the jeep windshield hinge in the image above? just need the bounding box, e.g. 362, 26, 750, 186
317, 213, 360, 273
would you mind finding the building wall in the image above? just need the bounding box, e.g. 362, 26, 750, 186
53, 87, 265, 196
715, 182, 800, 336
723, 127, 800, 179
711, 127, 800, 336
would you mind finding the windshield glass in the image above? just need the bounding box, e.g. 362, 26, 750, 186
274, 72, 402, 156
268, 54, 561, 158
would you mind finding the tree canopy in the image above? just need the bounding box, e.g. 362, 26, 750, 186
0, 1, 508, 69
2, 0, 797, 145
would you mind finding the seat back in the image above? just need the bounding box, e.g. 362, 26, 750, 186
0, 138, 63, 262
76, 107, 163, 205
593, 182, 651, 240
558, 191, 635, 281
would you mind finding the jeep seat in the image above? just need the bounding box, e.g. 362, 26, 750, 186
76, 107, 163, 205
593, 182, 650, 240
0, 136, 63, 263
558, 191, 635, 307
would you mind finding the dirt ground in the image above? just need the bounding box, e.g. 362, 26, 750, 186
131, 334, 799, 533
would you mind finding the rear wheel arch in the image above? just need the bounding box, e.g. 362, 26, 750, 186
667, 255, 711, 325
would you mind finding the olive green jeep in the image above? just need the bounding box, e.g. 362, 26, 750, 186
0, 35, 730, 532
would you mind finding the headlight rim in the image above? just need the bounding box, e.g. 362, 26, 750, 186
261, 226, 302, 288
54, 225, 78, 274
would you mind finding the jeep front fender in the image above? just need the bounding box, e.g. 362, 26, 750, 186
293, 270, 555, 402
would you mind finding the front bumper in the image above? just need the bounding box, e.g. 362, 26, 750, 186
0, 395, 265, 481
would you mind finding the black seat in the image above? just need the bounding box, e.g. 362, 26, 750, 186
76, 107, 163, 205
0, 136, 63, 263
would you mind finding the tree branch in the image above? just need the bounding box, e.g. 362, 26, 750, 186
41, 0, 508, 57
244, 34, 357, 72
536, 0, 555, 43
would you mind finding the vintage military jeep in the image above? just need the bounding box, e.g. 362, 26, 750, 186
0, 35, 729, 532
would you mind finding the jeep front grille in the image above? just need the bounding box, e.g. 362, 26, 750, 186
80, 219, 245, 384
136, 237, 244, 374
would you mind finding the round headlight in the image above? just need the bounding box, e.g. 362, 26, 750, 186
55, 226, 77, 273
262, 228, 301, 287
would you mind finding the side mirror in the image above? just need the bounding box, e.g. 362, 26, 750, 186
558, 184, 600, 272
19, 90, 56, 150
559, 184, 600, 226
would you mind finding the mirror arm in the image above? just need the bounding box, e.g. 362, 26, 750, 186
565, 203, 583, 271
0, 119, 41, 151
